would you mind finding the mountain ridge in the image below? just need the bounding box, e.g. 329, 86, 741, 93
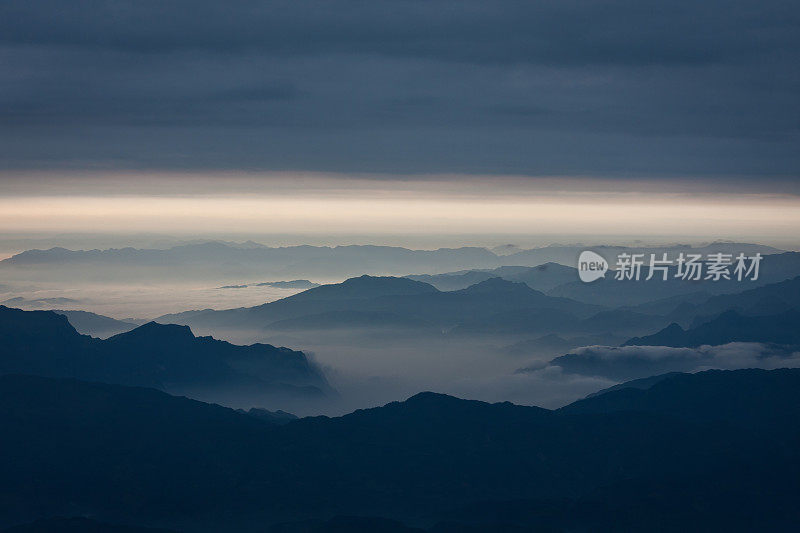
623, 308, 800, 347
156, 275, 600, 333
0, 306, 330, 407
1, 369, 798, 530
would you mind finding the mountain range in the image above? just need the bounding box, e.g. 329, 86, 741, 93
623, 308, 800, 347
547, 251, 800, 307
0, 241, 784, 284
157, 271, 800, 344
156, 276, 605, 336
406, 262, 578, 292
0, 243, 499, 282
1, 368, 798, 532
26, 267, 800, 395
51, 309, 139, 338
0, 306, 330, 408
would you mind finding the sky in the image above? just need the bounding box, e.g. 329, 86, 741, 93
0, 0, 798, 243
1, 173, 799, 248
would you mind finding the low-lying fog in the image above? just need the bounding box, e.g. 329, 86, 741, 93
6, 270, 800, 418
3, 282, 612, 415
0, 283, 305, 320
178, 324, 615, 416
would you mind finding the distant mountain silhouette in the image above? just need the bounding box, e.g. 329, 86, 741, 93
623, 309, 800, 347
286, 275, 438, 301
547, 251, 800, 307
2, 369, 799, 530
407, 262, 578, 292
2, 296, 80, 307
148, 257, 800, 347
158, 275, 438, 327
157, 276, 599, 334
1, 242, 786, 288
0, 306, 330, 406
504, 242, 784, 271
51, 309, 138, 338
308, 276, 599, 327
406, 270, 500, 291
256, 280, 320, 289
0, 243, 500, 283
686, 274, 800, 318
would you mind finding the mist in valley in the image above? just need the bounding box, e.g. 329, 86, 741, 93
4, 238, 800, 418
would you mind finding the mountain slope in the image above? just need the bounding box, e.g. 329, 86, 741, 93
547, 251, 800, 307
158, 276, 599, 333
0, 374, 274, 530
623, 309, 800, 347
688, 274, 800, 317
0, 243, 501, 282
156, 275, 440, 329
52, 309, 138, 338
505, 242, 784, 270
2, 369, 799, 530
560, 368, 800, 435
407, 262, 578, 292
0, 306, 330, 405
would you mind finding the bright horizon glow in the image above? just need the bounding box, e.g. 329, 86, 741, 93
2, 172, 799, 246
2, 192, 799, 241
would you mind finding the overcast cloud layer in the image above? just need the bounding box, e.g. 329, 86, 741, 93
1, 0, 798, 179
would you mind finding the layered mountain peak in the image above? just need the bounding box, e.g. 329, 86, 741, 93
289, 275, 439, 302
107, 321, 195, 343
0, 307, 331, 404
458, 277, 536, 294
0, 305, 80, 339
403, 391, 460, 405
339, 274, 438, 292
622, 308, 800, 347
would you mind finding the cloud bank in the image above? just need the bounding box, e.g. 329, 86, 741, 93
538, 342, 800, 381
1, 0, 798, 177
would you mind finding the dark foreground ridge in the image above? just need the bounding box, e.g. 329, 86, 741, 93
1, 517, 180, 533
0, 369, 798, 532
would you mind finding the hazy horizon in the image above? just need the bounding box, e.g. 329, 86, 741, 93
2, 173, 800, 256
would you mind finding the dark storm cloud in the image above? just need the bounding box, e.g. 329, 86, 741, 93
1, 0, 792, 66
0, 0, 798, 178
